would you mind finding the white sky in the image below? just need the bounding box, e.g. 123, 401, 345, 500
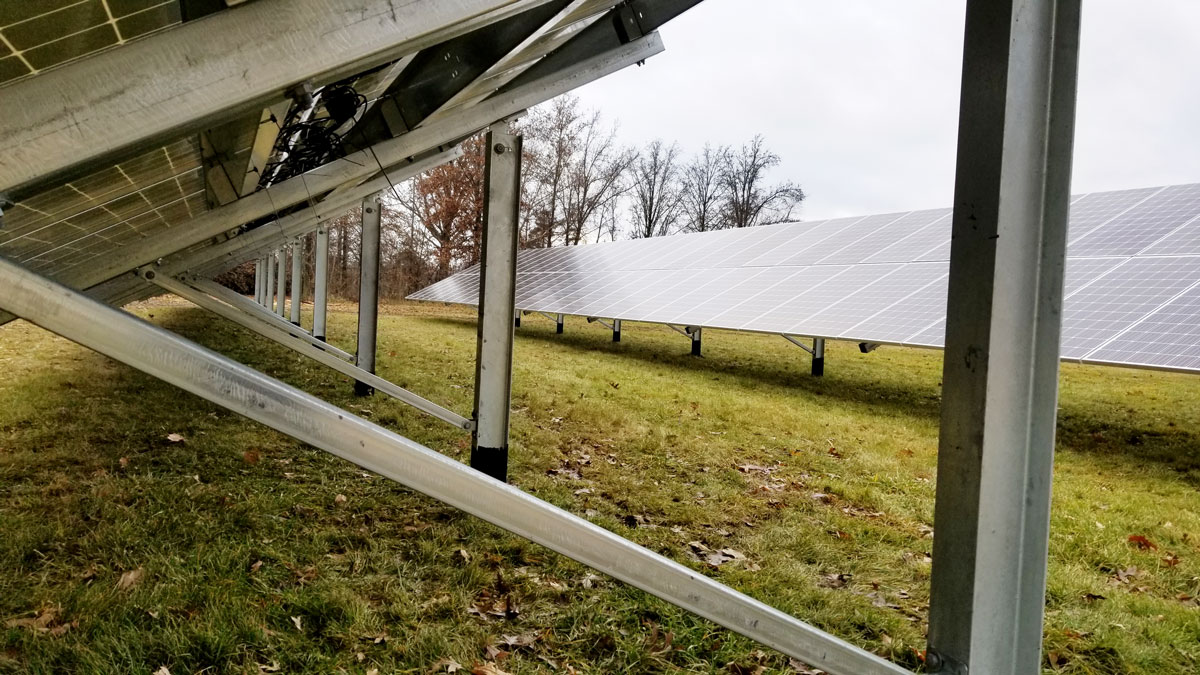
573, 0, 1200, 220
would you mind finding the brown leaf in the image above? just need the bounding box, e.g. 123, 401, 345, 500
472, 661, 512, 674
1163, 553, 1182, 568
1128, 534, 1158, 550
117, 568, 144, 591
166, 433, 185, 443
456, 549, 472, 564
433, 658, 464, 673
334, 494, 348, 507
5, 607, 58, 632
153, 667, 172, 675
788, 657, 826, 674
118, 457, 130, 469
249, 560, 263, 573
242, 450, 260, 464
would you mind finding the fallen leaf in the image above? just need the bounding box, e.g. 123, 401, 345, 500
334, 494, 348, 507
117, 568, 144, 591
166, 433, 185, 443
499, 632, 541, 649
818, 573, 852, 589
788, 657, 826, 674
242, 450, 260, 464
1163, 553, 1182, 568
433, 658, 464, 673
5, 607, 58, 632
257, 661, 281, 672
153, 668, 171, 675
291, 615, 303, 631
118, 457, 130, 469
471, 663, 512, 675
249, 560, 263, 573
456, 549, 472, 564
1082, 592, 1106, 602
366, 669, 379, 675
1128, 534, 1158, 551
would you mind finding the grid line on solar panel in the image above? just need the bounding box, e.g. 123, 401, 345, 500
741, 216, 865, 267
1084, 279, 1200, 370
790, 212, 907, 266
1069, 184, 1200, 257
1058, 256, 1200, 359
701, 266, 852, 329
749, 263, 903, 335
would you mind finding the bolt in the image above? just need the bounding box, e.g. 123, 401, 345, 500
925, 650, 943, 672
144, 270, 156, 280
494, 143, 507, 155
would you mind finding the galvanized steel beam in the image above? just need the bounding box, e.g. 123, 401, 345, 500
926, 1, 1082, 673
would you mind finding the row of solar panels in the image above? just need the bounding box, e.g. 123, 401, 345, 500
410, 182, 1200, 373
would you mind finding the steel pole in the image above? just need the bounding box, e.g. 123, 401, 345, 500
275, 249, 287, 318
253, 259, 263, 304
290, 239, 303, 326
691, 327, 702, 356
472, 130, 521, 482
355, 197, 382, 396
313, 226, 329, 341
812, 338, 825, 376
264, 252, 275, 311
926, 1, 1082, 673
612, 318, 622, 343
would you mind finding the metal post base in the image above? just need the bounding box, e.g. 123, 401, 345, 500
470, 445, 508, 482
556, 315, 564, 334
514, 316, 521, 328
613, 318, 622, 342
354, 381, 375, 397
812, 357, 824, 377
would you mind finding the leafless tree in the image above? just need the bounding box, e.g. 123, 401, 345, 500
680, 144, 728, 233
629, 139, 684, 238
720, 135, 805, 228
521, 96, 633, 247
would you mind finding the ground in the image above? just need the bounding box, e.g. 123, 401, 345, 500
0, 300, 1197, 675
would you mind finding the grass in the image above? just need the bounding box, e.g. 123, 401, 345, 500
1, 300, 1198, 674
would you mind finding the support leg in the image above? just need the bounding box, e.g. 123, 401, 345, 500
926, 2, 1081, 674
290, 239, 303, 326
254, 259, 263, 305
313, 226, 329, 342
264, 252, 275, 310
356, 197, 382, 397
691, 326, 702, 356
612, 318, 621, 343
514, 311, 521, 328
812, 338, 825, 377
275, 248, 287, 318
472, 130, 521, 482
556, 313, 564, 334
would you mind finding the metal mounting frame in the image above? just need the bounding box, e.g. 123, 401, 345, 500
0, 0, 1086, 672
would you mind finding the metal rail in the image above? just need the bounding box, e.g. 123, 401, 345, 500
149, 273, 472, 431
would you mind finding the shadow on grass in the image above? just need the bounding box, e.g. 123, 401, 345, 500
428, 314, 1200, 478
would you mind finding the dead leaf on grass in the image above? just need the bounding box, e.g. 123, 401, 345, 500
787, 657, 826, 674
471, 663, 512, 675
290, 615, 303, 631
1128, 534, 1158, 551
334, 493, 348, 507
166, 433, 185, 443
242, 450, 260, 464
432, 657, 464, 672
117, 568, 144, 591
818, 573, 852, 589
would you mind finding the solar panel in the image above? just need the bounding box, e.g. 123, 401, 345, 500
411, 182, 1200, 374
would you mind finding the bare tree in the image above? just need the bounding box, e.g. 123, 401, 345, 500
680, 143, 728, 233
522, 96, 633, 247
629, 139, 683, 238
720, 135, 805, 228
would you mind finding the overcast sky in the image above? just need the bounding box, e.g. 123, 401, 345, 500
573, 0, 1200, 220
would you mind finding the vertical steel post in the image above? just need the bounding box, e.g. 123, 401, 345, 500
355, 197, 382, 396
812, 338, 825, 376
556, 313, 564, 334
313, 226, 329, 341
290, 239, 303, 326
691, 326, 702, 356
275, 248, 287, 318
514, 310, 521, 328
612, 318, 622, 343
253, 259, 263, 305
926, 2, 1081, 674
264, 252, 275, 310
472, 129, 522, 482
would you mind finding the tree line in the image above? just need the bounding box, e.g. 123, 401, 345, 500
221, 95, 804, 300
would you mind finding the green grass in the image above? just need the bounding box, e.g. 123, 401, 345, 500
1, 300, 1198, 674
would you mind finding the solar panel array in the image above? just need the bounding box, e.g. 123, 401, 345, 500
410, 182, 1200, 373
